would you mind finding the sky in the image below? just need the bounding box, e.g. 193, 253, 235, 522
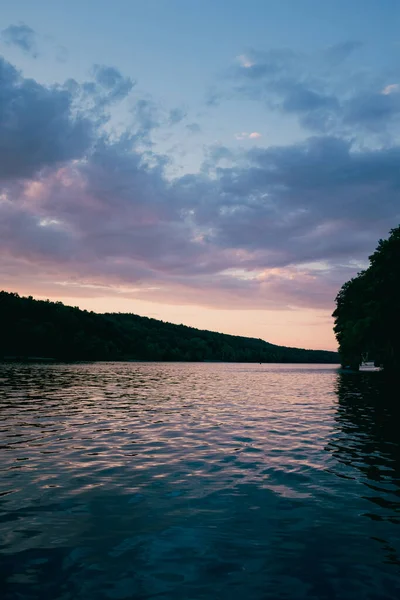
1, 1, 400, 351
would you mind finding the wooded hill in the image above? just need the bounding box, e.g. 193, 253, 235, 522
1, 291, 338, 363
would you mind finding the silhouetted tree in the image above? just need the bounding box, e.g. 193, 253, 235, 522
333, 225, 400, 372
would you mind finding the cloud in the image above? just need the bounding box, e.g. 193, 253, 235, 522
230, 45, 400, 139
92, 64, 135, 102
186, 122, 201, 134
233, 48, 297, 81
237, 54, 254, 68
343, 90, 400, 132
168, 107, 187, 125
0, 53, 399, 315
1, 23, 38, 57
324, 41, 363, 65
131, 98, 161, 140
235, 132, 261, 140
381, 83, 399, 95
205, 87, 222, 107
280, 84, 338, 114
0, 56, 93, 181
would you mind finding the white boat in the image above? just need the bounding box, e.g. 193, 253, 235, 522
359, 361, 381, 372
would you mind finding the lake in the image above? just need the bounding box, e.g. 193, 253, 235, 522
1, 362, 399, 599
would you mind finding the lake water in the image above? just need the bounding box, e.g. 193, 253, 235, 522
1, 363, 399, 599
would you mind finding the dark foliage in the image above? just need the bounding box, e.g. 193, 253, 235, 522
333, 225, 400, 372
0, 291, 338, 363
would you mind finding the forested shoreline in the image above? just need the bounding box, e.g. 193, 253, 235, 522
333, 225, 400, 372
0, 291, 338, 364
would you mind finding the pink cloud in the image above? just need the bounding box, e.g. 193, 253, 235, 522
237, 54, 254, 68
1, 53, 398, 350
234, 132, 261, 140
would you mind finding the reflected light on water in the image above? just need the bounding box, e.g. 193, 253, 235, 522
1, 362, 399, 599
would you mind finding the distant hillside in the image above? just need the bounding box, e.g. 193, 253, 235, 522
0, 291, 338, 363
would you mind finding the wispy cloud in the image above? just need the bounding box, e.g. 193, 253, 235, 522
381, 83, 399, 95
237, 54, 254, 68
235, 132, 261, 140
186, 123, 201, 134
1, 23, 38, 57
229, 45, 400, 141
324, 41, 363, 65
168, 107, 187, 125
92, 64, 135, 102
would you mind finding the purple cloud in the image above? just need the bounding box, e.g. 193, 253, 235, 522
0, 53, 399, 315
0, 57, 93, 181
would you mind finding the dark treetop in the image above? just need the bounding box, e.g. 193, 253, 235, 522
333, 224, 400, 372
0, 291, 338, 363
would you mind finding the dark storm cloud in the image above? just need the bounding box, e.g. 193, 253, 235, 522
1, 23, 38, 57
0, 53, 399, 311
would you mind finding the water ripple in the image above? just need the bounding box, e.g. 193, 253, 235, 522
1, 362, 400, 599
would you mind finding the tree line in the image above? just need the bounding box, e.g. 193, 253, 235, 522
0, 291, 338, 363
333, 225, 400, 372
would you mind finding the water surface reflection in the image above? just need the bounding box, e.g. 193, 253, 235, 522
0, 363, 399, 599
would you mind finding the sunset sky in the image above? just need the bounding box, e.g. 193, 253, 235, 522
1, 0, 400, 351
